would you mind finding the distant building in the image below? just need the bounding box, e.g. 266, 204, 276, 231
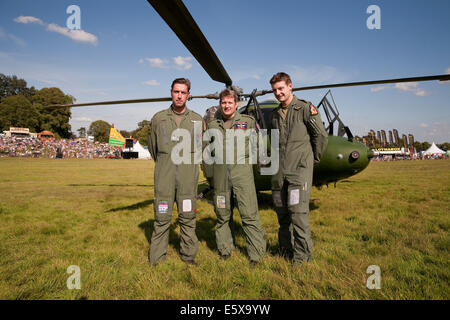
4, 127, 31, 138
381, 130, 387, 147
393, 129, 400, 146
408, 134, 415, 147
359, 128, 417, 152
402, 134, 408, 148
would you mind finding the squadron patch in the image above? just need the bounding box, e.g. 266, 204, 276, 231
234, 121, 248, 129
216, 195, 226, 209
310, 104, 318, 116
158, 200, 169, 213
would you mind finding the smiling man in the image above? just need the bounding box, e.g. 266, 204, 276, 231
147, 78, 203, 266
269, 72, 328, 265
206, 88, 266, 266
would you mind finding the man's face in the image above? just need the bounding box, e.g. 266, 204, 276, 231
171, 83, 190, 108
271, 80, 293, 105
220, 95, 238, 119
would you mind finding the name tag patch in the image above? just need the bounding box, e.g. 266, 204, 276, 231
158, 200, 169, 213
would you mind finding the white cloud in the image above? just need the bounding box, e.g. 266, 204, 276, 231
145, 57, 168, 68
73, 117, 93, 122
420, 123, 429, 128
142, 56, 193, 70
142, 80, 160, 86
47, 24, 98, 45
370, 86, 387, 92
394, 82, 429, 97
173, 56, 192, 70
14, 16, 44, 25
14, 15, 98, 45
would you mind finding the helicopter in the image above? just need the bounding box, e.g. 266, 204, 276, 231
47, 0, 450, 191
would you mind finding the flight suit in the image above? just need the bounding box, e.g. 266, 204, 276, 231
206, 112, 266, 262
148, 106, 203, 265
270, 95, 328, 263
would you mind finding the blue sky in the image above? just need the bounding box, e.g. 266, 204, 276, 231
0, 0, 449, 142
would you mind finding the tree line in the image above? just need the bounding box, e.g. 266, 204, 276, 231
0, 73, 150, 145
0, 73, 73, 139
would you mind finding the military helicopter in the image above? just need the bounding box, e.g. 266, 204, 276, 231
47, 0, 450, 191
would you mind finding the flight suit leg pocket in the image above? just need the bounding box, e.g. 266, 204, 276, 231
154, 198, 172, 222
214, 192, 230, 210
178, 196, 197, 219
287, 183, 308, 213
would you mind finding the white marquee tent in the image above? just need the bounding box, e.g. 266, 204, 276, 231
423, 142, 445, 155
133, 141, 151, 159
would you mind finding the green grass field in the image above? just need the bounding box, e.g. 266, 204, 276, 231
0, 157, 448, 300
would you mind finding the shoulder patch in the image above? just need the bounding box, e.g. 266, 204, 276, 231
310, 104, 318, 116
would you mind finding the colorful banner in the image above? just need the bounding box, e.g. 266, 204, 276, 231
108, 127, 125, 146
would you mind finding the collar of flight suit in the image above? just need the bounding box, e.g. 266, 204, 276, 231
166, 104, 191, 117
277, 95, 303, 115
216, 111, 244, 129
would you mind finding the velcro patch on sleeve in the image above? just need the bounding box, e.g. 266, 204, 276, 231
310, 104, 318, 116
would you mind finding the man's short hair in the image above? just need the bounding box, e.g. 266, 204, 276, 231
171, 78, 191, 92
270, 72, 292, 86
219, 88, 238, 103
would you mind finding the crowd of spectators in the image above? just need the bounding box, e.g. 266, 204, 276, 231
371, 153, 448, 161
0, 135, 122, 159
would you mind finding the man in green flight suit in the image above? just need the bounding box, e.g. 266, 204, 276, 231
205, 88, 266, 265
148, 78, 203, 266
269, 72, 328, 264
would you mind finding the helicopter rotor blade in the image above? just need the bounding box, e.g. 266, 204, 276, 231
45, 97, 173, 109
290, 74, 450, 92
44, 94, 224, 109
147, 0, 232, 87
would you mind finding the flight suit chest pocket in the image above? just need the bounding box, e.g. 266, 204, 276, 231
157, 120, 171, 153
288, 115, 308, 142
